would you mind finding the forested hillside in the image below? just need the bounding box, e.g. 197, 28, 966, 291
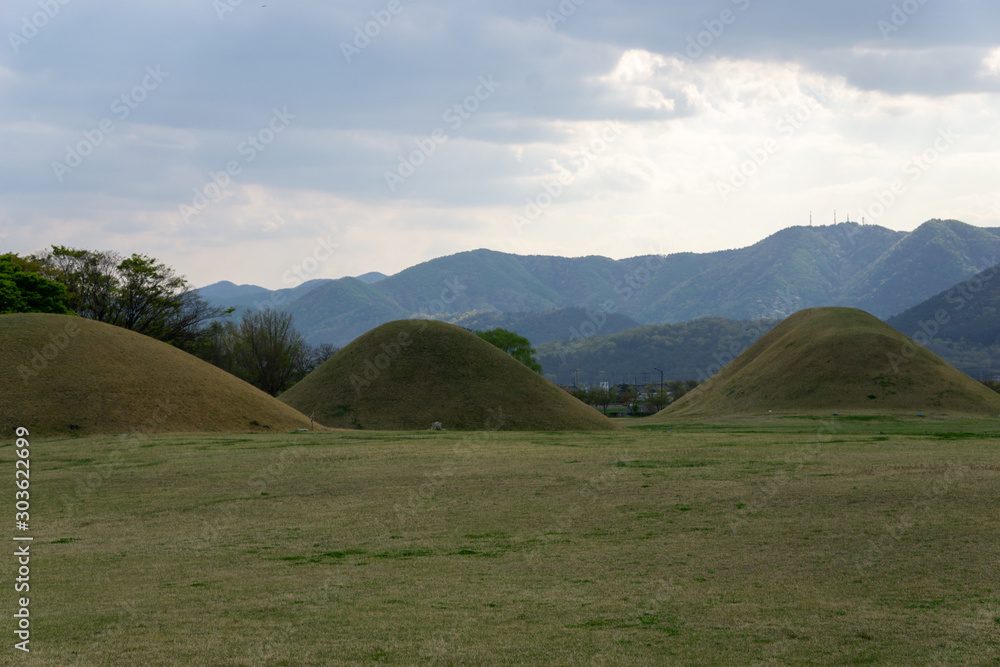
887, 262, 1000, 378
535, 317, 781, 386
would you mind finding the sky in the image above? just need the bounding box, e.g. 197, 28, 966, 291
2, 0, 1000, 290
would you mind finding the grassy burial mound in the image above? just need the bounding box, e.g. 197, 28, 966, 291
0, 313, 317, 437
278, 319, 621, 430
655, 307, 1000, 418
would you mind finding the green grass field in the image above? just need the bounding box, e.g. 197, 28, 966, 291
6, 417, 1000, 664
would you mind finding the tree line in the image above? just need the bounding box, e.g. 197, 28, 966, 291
567, 379, 699, 416
0, 246, 336, 395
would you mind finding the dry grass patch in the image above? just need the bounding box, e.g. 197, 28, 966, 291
3, 418, 999, 664
0, 313, 318, 436
657, 307, 1000, 419
279, 319, 620, 431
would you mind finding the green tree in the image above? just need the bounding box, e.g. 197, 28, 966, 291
230, 309, 305, 396
195, 321, 239, 374
34, 246, 119, 321
475, 328, 542, 372
32, 246, 228, 350
196, 319, 336, 392
569, 387, 591, 404
589, 385, 615, 415
618, 384, 640, 416
666, 379, 699, 403
643, 385, 667, 412
0, 254, 71, 314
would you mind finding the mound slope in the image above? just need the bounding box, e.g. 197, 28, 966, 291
278, 319, 620, 430
654, 307, 1000, 418
0, 313, 317, 436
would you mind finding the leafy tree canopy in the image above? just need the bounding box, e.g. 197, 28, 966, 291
0, 253, 71, 315
31, 246, 229, 350
475, 327, 542, 373
196, 313, 337, 395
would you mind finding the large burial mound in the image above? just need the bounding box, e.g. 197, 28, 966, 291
655, 307, 1000, 418
279, 319, 620, 430
0, 313, 318, 437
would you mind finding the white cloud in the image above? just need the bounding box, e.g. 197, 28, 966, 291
598, 49, 677, 112
982, 47, 1000, 76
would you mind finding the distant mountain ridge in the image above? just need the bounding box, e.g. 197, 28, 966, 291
541, 258, 1000, 386
535, 317, 781, 386
446, 308, 640, 345
887, 261, 1000, 378
194, 219, 1000, 347
355, 272, 387, 284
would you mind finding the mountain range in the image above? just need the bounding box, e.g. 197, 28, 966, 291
886, 262, 1000, 379
534, 317, 781, 387
196, 219, 1000, 351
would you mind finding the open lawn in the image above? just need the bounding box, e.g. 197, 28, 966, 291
5, 416, 1000, 664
